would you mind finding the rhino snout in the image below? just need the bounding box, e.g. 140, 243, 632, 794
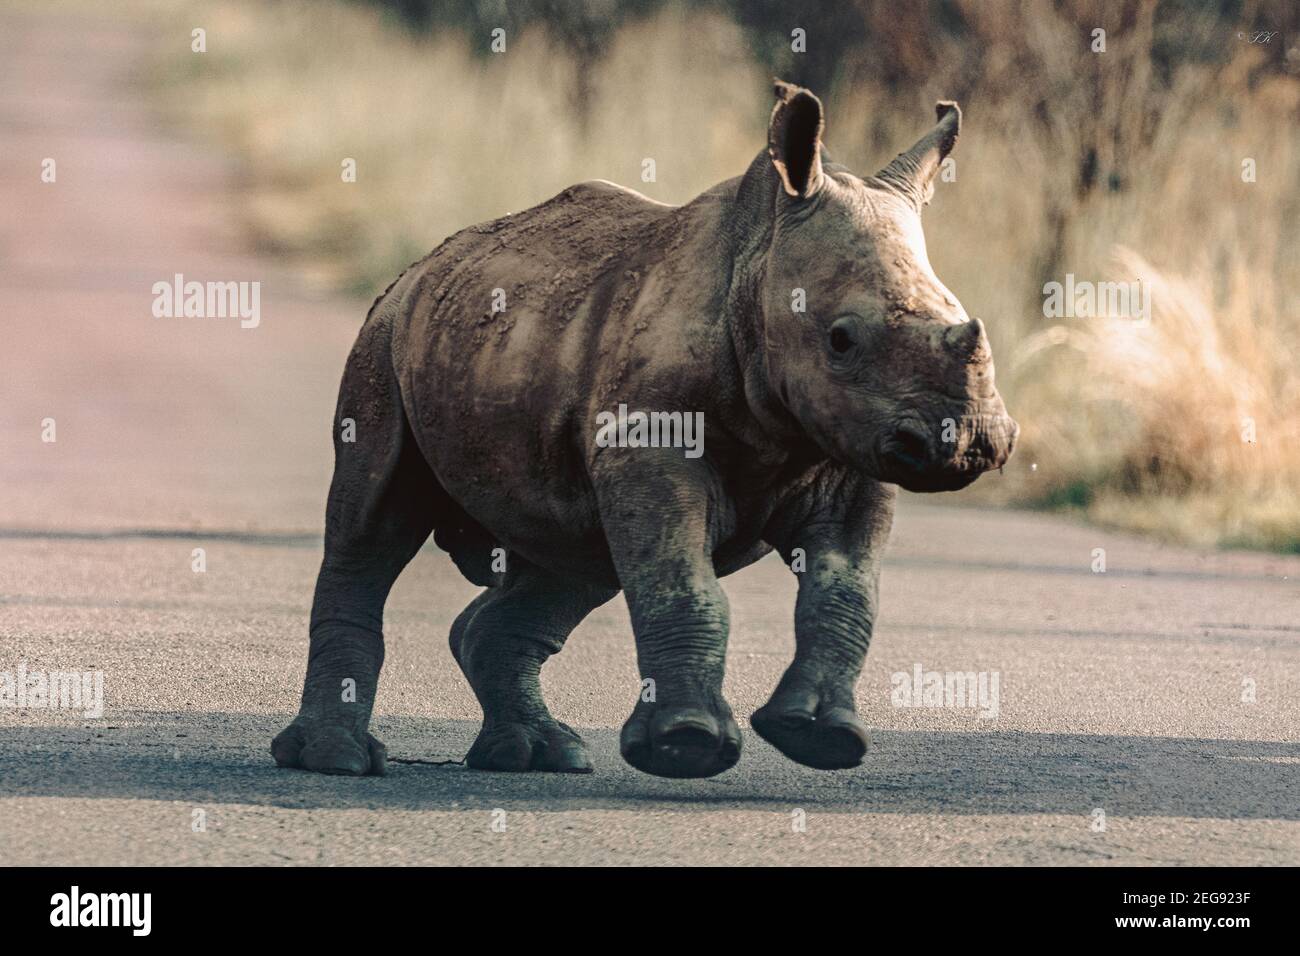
877, 412, 1018, 492
962, 413, 1018, 472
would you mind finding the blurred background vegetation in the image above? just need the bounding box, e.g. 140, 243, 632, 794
144, 0, 1299, 550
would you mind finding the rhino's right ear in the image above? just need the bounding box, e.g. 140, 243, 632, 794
874, 101, 961, 210
768, 80, 824, 199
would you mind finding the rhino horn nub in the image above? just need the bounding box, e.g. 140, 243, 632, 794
944, 316, 984, 358
874, 101, 961, 210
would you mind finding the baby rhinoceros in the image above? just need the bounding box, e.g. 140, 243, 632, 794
272, 81, 1017, 780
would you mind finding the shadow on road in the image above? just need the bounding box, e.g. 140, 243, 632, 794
3, 713, 1295, 820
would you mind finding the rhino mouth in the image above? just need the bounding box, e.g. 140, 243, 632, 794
875, 414, 1017, 493
884, 464, 984, 493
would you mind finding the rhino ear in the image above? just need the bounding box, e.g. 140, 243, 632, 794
874, 101, 961, 209
768, 80, 825, 199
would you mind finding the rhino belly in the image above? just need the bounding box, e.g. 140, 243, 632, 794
399, 329, 616, 581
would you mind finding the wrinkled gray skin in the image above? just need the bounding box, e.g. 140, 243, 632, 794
272, 82, 1017, 779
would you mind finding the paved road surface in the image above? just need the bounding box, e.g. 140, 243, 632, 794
1, 7, 1296, 866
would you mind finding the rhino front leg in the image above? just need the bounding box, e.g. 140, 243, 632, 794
753, 472, 896, 769
596, 460, 742, 779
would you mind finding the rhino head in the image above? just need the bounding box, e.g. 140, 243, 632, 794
750, 81, 1017, 492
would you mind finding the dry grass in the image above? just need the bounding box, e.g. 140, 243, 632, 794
1012, 248, 1300, 551
148, 0, 766, 293
143, 0, 1300, 550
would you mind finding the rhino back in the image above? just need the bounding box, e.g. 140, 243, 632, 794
387, 179, 738, 571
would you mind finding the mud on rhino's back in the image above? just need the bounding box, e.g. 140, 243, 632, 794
390, 180, 681, 575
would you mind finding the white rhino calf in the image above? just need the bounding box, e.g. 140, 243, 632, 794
273, 81, 1018, 779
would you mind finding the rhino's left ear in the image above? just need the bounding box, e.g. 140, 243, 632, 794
768, 80, 824, 199
874, 101, 961, 209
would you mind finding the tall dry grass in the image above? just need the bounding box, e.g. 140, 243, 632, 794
147, 0, 1300, 550
151, 0, 767, 293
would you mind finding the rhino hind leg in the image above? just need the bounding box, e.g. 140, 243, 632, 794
273, 311, 441, 776
451, 565, 615, 773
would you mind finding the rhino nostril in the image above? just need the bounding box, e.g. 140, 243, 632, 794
888, 424, 931, 470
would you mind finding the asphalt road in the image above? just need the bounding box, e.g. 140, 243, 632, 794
1, 7, 1296, 866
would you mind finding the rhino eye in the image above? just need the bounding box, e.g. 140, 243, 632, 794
829, 318, 856, 355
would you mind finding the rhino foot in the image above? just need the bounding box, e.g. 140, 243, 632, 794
620, 702, 742, 779
466, 719, 593, 773
751, 700, 869, 770
271, 718, 388, 776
